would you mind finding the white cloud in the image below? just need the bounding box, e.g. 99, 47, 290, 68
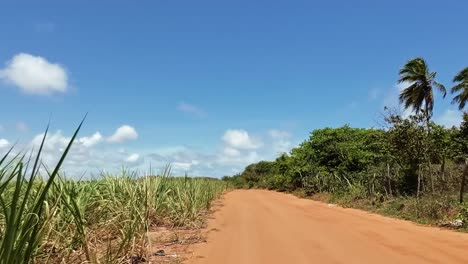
0, 53, 68, 95
31, 131, 70, 151
0, 139, 9, 149
177, 102, 206, 117
29, 131, 75, 171
2, 125, 289, 178
107, 125, 138, 143
145, 147, 212, 175
78, 132, 103, 147
217, 129, 263, 171
31, 130, 104, 154
222, 129, 261, 150
215, 129, 293, 173
143, 140, 262, 176
16, 121, 28, 133
217, 150, 261, 166
436, 109, 462, 128
172, 160, 200, 172
27, 130, 141, 176
172, 162, 192, 171
125, 153, 140, 163
223, 147, 241, 157
215, 129, 266, 172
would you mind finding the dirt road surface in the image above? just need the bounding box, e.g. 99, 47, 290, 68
188, 190, 468, 264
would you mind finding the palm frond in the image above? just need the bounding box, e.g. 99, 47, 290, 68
451, 67, 468, 110
433, 81, 446, 98
451, 83, 466, 93
397, 57, 445, 119
399, 82, 425, 114
453, 67, 468, 82
452, 93, 468, 110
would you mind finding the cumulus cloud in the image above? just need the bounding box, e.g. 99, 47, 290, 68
31, 130, 105, 156
107, 125, 138, 143
0, 139, 9, 149
78, 132, 103, 147
216, 129, 293, 172
436, 109, 462, 128
2, 124, 290, 178
211, 129, 266, 172
29, 131, 77, 172
222, 129, 261, 150
31, 131, 70, 151
177, 102, 206, 117
125, 153, 140, 163
0, 53, 68, 95
27, 130, 140, 177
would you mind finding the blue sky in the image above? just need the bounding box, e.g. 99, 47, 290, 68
0, 0, 467, 177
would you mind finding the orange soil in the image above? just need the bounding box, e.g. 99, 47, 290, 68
188, 190, 468, 264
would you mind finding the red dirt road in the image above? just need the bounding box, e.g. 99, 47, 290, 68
188, 190, 468, 264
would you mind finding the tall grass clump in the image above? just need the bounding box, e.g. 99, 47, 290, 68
0, 122, 226, 263
0, 120, 83, 264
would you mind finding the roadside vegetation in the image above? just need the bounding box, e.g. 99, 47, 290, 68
224, 58, 468, 228
0, 122, 226, 263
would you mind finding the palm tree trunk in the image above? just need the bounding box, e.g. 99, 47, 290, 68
460, 158, 468, 203
417, 165, 421, 198
387, 163, 392, 196
429, 160, 434, 193
417, 164, 421, 217
441, 157, 446, 180
425, 100, 431, 130
422, 101, 434, 194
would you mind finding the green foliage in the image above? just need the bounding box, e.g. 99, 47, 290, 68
308, 126, 386, 174
457, 205, 468, 223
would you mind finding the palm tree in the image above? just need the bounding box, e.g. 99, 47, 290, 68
398, 58, 446, 195
451, 67, 468, 110
398, 58, 446, 124
450, 67, 468, 203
